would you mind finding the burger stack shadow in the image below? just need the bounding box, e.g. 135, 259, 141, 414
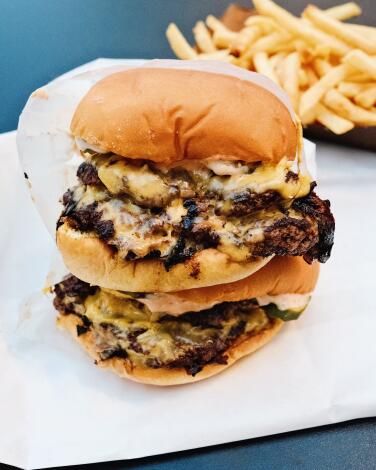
50, 63, 334, 386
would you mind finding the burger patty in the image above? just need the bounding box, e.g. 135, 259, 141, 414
73, 158, 288, 217
58, 181, 334, 266
54, 275, 276, 376
57, 151, 334, 266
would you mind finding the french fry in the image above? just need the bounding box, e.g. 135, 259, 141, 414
166, 0, 376, 134
242, 30, 291, 59
253, 51, 280, 84
213, 26, 262, 52
342, 50, 376, 80
311, 44, 331, 60
324, 2, 361, 21
301, 105, 317, 125
347, 24, 376, 42
348, 72, 376, 83
312, 58, 333, 77
337, 81, 370, 97
315, 103, 355, 134
354, 85, 376, 108
212, 29, 239, 49
166, 23, 197, 60
323, 89, 376, 125
299, 64, 348, 119
298, 68, 309, 88
195, 50, 235, 63
337, 81, 361, 97
253, 0, 350, 56
206, 15, 229, 33
269, 51, 286, 69
279, 52, 301, 112
236, 55, 252, 69
244, 16, 279, 33
306, 66, 319, 86
193, 21, 216, 53
232, 26, 261, 53
293, 40, 316, 64
304, 5, 376, 55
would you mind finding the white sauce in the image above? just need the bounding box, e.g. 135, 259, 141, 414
140, 292, 312, 316
206, 160, 249, 176
75, 137, 107, 154
256, 293, 311, 311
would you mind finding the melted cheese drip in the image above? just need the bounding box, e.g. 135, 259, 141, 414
208, 158, 310, 200
98, 159, 171, 205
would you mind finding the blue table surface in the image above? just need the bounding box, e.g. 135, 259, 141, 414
3, 1, 376, 469
2, 418, 376, 470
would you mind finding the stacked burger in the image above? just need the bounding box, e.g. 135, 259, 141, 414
50, 65, 334, 385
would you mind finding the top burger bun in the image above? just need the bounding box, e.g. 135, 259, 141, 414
141, 256, 319, 315
172, 256, 319, 304
71, 67, 298, 164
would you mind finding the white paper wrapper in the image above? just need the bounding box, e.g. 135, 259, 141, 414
2, 60, 374, 470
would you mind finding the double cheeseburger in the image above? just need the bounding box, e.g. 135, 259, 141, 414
50, 65, 334, 385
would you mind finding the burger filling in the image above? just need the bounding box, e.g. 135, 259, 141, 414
54, 275, 307, 376
57, 150, 335, 267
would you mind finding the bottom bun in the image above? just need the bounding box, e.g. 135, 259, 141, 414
57, 224, 272, 292
58, 313, 283, 386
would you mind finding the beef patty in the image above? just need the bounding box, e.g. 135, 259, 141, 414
56, 155, 334, 267
54, 275, 278, 376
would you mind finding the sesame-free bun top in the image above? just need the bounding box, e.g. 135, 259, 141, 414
141, 256, 319, 315
71, 67, 298, 164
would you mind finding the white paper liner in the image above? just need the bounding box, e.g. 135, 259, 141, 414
2, 129, 376, 469
17, 59, 313, 240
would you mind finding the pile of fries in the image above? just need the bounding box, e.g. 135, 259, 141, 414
166, 0, 376, 134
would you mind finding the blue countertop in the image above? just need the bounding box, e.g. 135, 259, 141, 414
3, 418, 376, 469
3, 1, 376, 469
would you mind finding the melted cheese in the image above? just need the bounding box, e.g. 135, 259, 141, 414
71, 183, 303, 262
98, 159, 171, 205
83, 290, 269, 367
208, 158, 311, 200
89, 152, 311, 204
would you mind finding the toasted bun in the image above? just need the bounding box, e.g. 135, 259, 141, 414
58, 313, 283, 386
57, 223, 272, 292
142, 256, 319, 315
71, 67, 297, 164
